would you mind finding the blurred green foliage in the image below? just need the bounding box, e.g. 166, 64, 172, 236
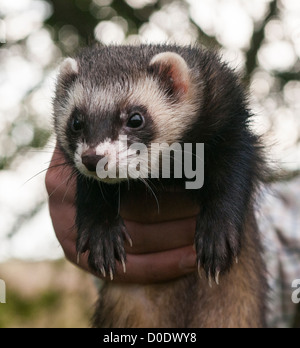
0, 289, 61, 327
0, 260, 97, 328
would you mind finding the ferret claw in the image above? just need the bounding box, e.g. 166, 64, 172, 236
100, 267, 106, 278
123, 228, 133, 247
76, 252, 80, 265
109, 268, 114, 281
121, 258, 127, 274
208, 272, 213, 288
236, 257, 239, 264
197, 262, 203, 279
215, 270, 220, 285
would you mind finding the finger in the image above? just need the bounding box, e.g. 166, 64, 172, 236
51, 208, 196, 254
114, 247, 197, 284
120, 187, 199, 223
45, 144, 76, 204
51, 197, 198, 283
124, 218, 196, 254
65, 239, 197, 284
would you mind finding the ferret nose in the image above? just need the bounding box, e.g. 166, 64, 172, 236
81, 150, 105, 172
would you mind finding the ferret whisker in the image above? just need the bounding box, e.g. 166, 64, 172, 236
62, 170, 78, 203
118, 183, 121, 216
143, 175, 161, 192
138, 177, 160, 213
171, 149, 204, 162
48, 173, 74, 199
23, 162, 73, 186
27, 150, 58, 154
43, 156, 68, 165
98, 181, 108, 204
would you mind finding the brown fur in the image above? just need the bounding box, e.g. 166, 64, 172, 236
93, 210, 267, 328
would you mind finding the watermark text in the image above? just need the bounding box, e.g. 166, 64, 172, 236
292, 279, 300, 304
96, 136, 204, 190
0, 279, 6, 304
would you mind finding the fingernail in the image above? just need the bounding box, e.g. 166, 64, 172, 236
179, 252, 197, 271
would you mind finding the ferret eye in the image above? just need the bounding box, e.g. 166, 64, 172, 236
127, 114, 144, 129
72, 117, 84, 133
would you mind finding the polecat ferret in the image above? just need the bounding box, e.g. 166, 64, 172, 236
53, 44, 267, 328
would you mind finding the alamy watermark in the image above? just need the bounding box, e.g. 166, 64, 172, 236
292, 279, 300, 304
0, 279, 6, 304
95, 136, 204, 190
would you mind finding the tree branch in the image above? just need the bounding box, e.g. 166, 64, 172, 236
45, 0, 98, 47
110, 0, 160, 35
189, 17, 221, 50
245, 0, 279, 77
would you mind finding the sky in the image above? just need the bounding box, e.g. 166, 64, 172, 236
0, 0, 299, 262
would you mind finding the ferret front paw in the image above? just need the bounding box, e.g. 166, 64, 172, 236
77, 217, 131, 280
195, 214, 241, 286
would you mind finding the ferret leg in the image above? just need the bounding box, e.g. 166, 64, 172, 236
76, 176, 128, 277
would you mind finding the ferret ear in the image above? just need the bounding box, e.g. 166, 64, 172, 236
57, 58, 79, 95
59, 58, 79, 77
149, 52, 190, 99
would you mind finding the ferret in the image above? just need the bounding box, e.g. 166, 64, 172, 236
53, 44, 267, 328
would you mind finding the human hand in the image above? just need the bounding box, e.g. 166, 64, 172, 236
45, 144, 198, 284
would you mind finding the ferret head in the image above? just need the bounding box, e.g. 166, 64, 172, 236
54, 45, 201, 182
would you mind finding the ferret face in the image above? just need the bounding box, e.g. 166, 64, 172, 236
54, 46, 201, 182
65, 95, 157, 182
